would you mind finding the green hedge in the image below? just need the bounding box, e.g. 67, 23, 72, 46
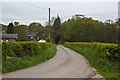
2, 42, 56, 73
64, 42, 119, 78
2, 42, 52, 60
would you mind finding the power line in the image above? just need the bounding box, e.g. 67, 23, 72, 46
24, 2, 48, 9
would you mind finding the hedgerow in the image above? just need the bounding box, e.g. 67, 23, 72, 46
2, 42, 56, 73
64, 42, 119, 78
2, 42, 53, 60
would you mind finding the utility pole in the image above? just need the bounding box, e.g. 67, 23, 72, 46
49, 8, 50, 38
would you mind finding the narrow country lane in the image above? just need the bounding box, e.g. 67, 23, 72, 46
2, 45, 102, 78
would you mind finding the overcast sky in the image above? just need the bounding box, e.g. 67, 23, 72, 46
1, 0, 120, 2
0, 0, 119, 25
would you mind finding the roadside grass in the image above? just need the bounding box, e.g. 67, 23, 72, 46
64, 43, 119, 78
2, 44, 56, 73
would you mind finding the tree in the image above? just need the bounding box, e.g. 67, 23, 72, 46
116, 18, 120, 43
51, 15, 61, 44
1, 24, 7, 34
28, 22, 43, 32
14, 21, 20, 27
28, 22, 44, 40
61, 14, 118, 43
7, 22, 14, 34
14, 25, 28, 41
43, 25, 49, 38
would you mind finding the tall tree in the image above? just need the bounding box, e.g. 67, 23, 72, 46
51, 15, 61, 44
7, 22, 14, 34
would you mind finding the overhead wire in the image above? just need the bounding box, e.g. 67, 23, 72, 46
24, 2, 48, 9
2, 2, 49, 21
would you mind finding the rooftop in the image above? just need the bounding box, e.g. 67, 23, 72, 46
2, 34, 18, 39
27, 32, 38, 37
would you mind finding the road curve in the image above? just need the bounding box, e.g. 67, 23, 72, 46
2, 45, 102, 78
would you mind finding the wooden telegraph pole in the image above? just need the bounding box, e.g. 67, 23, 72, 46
49, 8, 50, 38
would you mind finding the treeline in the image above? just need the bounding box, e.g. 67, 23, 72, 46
1, 14, 120, 43
59, 15, 119, 43
2, 22, 29, 41
1, 22, 48, 41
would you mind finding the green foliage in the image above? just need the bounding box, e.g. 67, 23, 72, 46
14, 21, 20, 26
14, 25, 28, 41
7, 22, 14, 34
118, 28, 120, 44
2, 42, 56, 73
28, 22, 43, 32
1, 24, 7, 34
45, 37, 53, 42
28, 22, 44, 39
51, 16, 61, 44
61, 14, 118, 43
43, 25, 49, 38
2, 42, 53, 60
64, 42, 119, 78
